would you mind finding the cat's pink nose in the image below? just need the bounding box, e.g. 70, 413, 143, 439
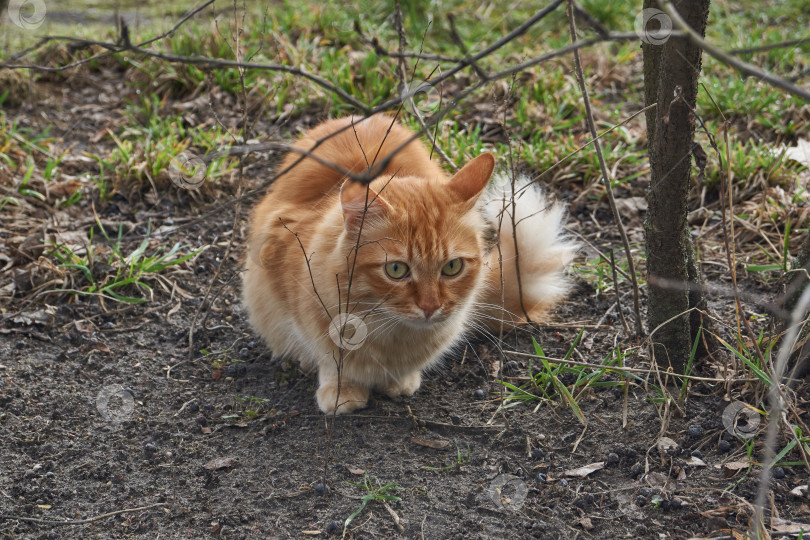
419, 301, 441, 319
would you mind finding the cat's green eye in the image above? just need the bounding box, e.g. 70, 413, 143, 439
441, 258, 463, 277
384, 261, 410, 279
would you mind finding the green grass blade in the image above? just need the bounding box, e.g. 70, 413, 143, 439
772, 438, 797, 465
679, 325, 702, 402
553, 375, 586, 426
716, 335, 771, 385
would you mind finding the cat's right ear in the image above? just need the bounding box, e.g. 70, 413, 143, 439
340, 180, 391, 230
448, 152, 495, 203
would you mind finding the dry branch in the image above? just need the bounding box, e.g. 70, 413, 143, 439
659, 0, 810, 101
567, 1, 643, 336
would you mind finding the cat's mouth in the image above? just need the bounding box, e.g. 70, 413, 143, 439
368, 305, 452, 328
401, 310, 449, 327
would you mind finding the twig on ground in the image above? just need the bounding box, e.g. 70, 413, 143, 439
382, 501, 405, 533
0, 503, 167, 526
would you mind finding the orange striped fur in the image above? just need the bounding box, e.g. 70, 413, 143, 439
243, 114, 575, 414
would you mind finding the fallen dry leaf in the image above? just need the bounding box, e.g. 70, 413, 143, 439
721, 460, 750, 477
785, 138, 810, 168
92, 343, 112, 355
411, 437, 450, 450
790, 484, 809, 498
12, 309, 53, 326
614, 196, 648, 216
345, 465, 366, 475
656, 436, 678, 456
565, 462, 605, 478
771, 517, 810, 534
204, 457, 236, 470
48, 230, 89, 257
490, 359, 501, 379
645, 471, 669, 486
48, 180, 82, 198
167, 301, 182, 319
74, 320, 96, 333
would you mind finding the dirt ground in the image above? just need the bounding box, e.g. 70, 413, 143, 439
2, 63, 810, 540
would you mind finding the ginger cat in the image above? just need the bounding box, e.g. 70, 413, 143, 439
243, 114, 576, 414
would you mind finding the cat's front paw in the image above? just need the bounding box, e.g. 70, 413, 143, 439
317, 383, 370, 415
383, 371, 422, 398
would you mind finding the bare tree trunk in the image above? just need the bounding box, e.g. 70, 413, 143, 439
643, 0, 711, 372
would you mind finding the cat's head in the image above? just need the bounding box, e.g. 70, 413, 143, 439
338, 153, 495, 326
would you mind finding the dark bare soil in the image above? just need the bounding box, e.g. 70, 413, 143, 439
2, 67, 810, 540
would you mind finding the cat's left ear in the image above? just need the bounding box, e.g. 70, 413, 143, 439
340, 180, 391, 230
448, 152, 495, 203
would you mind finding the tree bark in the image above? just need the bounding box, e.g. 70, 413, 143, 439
643, 0, 711, 372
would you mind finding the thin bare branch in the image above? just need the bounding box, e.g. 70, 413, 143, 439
659, 0, 810, 101
729, 36, 810, 55
566, 0, 643, 336
752, 285, 810, 536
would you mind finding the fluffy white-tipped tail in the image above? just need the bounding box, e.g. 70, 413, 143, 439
479, 173, 578, 327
